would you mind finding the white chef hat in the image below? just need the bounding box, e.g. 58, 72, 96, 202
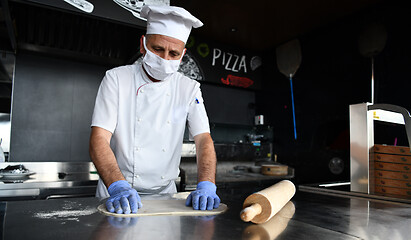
140, 5, 203, 44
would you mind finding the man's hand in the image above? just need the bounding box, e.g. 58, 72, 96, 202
185, 181, 220, 210
106, 180, 143, 214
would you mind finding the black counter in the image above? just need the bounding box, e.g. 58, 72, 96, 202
2, 188, 410, 240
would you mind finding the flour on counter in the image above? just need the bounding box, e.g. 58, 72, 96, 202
34, 208, 97, 221
34, 200, 98, 221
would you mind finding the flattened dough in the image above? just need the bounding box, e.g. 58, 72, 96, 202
98, 199, 228, 217
172, 192, 190, 199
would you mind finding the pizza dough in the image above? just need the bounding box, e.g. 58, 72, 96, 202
98, 199, 228, 217
172, 192, 191, 200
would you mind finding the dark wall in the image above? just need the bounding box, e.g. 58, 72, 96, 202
10, 53, 106, 161
257, 1, 411, 183
202, 84, 255, 126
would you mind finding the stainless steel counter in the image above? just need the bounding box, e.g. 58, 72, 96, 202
181, 161, 294, 189
2, 189, 410, 239
299, 181, 411, 204
0, 162, 98, 200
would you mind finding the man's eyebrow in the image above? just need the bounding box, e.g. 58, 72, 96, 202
149, 43, 181, 55
169, 49, 181, 55
150, 44, 165, 50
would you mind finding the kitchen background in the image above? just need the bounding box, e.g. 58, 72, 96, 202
0, 0, 410, 185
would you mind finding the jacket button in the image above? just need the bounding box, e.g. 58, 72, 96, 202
137, 118, 142, 122
167, 120, 171, 124
140, 89, 144, 93
162, 149, 166, 152
161, 176, 165, 179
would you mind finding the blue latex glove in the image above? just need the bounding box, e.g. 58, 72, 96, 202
106, 180, 142, 214
185, 181, 220, 210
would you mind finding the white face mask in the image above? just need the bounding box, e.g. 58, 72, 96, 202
142, 37, 185, 81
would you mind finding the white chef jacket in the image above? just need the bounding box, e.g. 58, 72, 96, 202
91, 62, 210, 198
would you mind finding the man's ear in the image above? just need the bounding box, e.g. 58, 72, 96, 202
139, 35, 145, 55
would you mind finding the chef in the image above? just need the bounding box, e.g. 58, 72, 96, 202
89, 5, 220, 215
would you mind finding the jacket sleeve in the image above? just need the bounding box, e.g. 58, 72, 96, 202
186, 84, 210, 141
90, 70, 119, 133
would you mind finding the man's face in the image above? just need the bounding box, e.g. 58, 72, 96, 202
140, 34, 186, 60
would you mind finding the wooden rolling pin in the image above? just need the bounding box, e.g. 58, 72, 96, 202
240, 180, 296, 224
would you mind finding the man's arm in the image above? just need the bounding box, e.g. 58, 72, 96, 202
89, 126, 142, 214
186, 132, 220, 210
89, 126, 125, 187
194, 132, 217, 183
